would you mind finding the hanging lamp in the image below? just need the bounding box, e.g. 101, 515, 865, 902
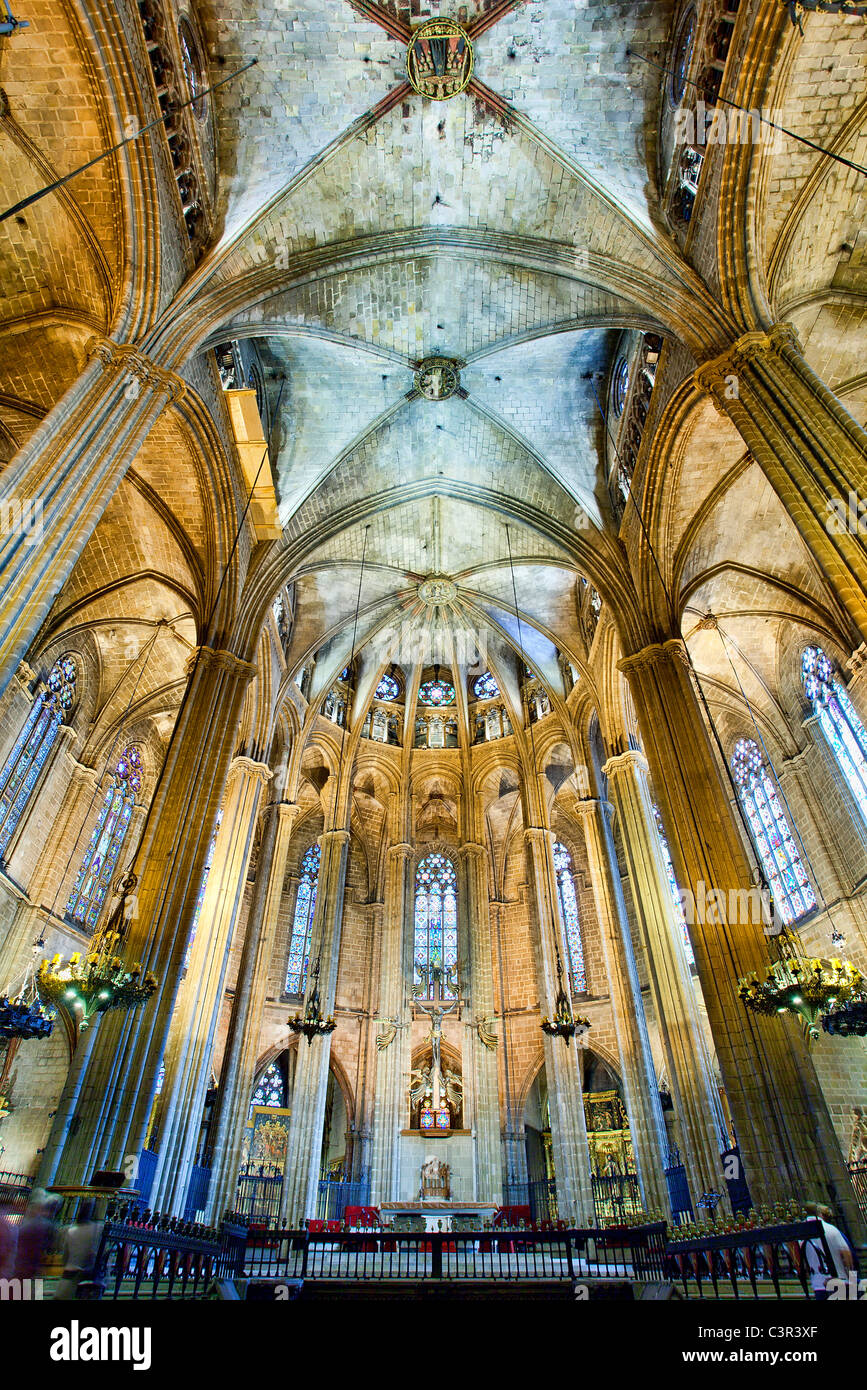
504, 525, 590, 1048
701, 620, 867, 1042
289, 525, 370, 1045
0, 939, 55, 1040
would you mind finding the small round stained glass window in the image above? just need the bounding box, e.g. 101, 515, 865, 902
419, 678, 456, 707
670, 9, 696, 106
473, 672, 500, 700
612, 357, 629, 415
116, 746, 143, 798
48, 655, 77, 711
178, 17, 207, 121
375, 673, 400, 701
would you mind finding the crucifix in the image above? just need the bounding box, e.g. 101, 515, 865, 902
415, 998, 458, 1113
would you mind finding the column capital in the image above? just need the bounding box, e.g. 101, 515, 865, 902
571, 796, 612, 820
187, 646, 258, 682
227, 756, 272, 787
694, 323, 803, 405
386, 842, 414, 861
86, 337, 186, 404
320, 827, 351, 846
457, 841, 486, 860
12, 660, 36, 691
618, 637, 689, 678
602, 749, 649, 782
523, 826, 554, 846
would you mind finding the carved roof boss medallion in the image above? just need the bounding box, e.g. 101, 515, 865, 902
418, 577, 458, 606
406, 20, 474, 101
414, 356, 462, 401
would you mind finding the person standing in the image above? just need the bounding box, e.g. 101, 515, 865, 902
804, 1202, 855, 1299
53, 1200, 104, 1300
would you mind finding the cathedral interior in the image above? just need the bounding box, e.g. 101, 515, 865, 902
1, 0, 867, 1304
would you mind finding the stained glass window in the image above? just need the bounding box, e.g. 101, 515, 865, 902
184, 807, 223, 969
285, 844, 320, 994
419, 678, 455, 707
0, 656, 77, 861
414, 853, 458, 999
67, 745, 143, 932
178, 17, 207, 120
652, 803, 695, 964
553, 841, 586, 992
251, 1060, 285, 1112
671, 8, 696, 105
375, 673, 400, 701
802, 646, 867, 826
730, 738, 816, 925
612, 357, 629, 415
473, 672, 500, 700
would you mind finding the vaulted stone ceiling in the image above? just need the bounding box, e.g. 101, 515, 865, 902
177, 0, 701, 707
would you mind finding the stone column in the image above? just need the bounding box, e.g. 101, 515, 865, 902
459, 842, 502, 1205
490, 898, 527, 1196
368, 842, 413, 1207
38, 645, 256, 1188
280, 826, 351, 1225
523, 825, 594, 1224
603, 750, 728, 1204
696, 324, 867, 642
620, 638, 866, 1242
573, 797, 671, 1215
151, 756, 271, 1215
206, 800, 300, 1221
0, 342, 184, 696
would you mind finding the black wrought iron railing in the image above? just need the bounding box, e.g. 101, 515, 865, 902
848, 1160, 867, 1224
316, 1172, 370, 1222
234, 1222, 668, 1285
94, 1204, 227, 1300
235, 1163, 283, 1226
0, 1168, 33, 1219
591, 1172, 643, 1224
665, 1219, 833, 1300
501, 1178, 558, 1226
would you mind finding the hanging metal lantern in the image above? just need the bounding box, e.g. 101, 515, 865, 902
287, 959, 336, 1045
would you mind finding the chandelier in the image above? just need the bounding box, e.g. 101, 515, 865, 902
287, 958, 336, 1045
785, 0, 867, 28
541, 951, 590, 1047
0, 942, 55, 1040
822, 998, 867, 1037
37, 911, 157, 1031
738, 940, 864, 1042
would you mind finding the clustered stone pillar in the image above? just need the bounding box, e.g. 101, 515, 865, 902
459, 842, 503, 1206
574, 797, 671, 1215
368, 841, 413, 1207
280, 825, 351, 1225
150, 755, 272, 1215
0, 341, 184, 698
523, 825, 594, 1224
620, 638, 865, 1243
696, 324, 867, 643
38, 645, 256, 1188
603, 750, 728, 1205
206, 800, 300, 1221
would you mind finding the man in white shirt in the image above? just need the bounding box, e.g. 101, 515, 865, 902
804, 1203, 855, 1299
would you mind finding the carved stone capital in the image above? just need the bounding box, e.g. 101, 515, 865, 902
188, 646, 258, 682
457, 841, 486, 861
618, 637, 689, 679
86, 338, 186, 404
602, 748, 649, 783
694, 323, 803, 406
226, 756, 272, 787
387, 842, 415, 861
847, 643, 867, 681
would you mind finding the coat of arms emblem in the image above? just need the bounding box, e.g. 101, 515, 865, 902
406, 19, 474, 101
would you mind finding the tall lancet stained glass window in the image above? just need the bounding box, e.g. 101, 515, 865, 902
802, 646, 867, 825
67, 746, 143, 932
0, 656, 77, 860
730, 738, 816, 924
652, 803, 695, 964
553, 841, 586, 992
414, 853, 458, 999
285, 844, 320, 995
